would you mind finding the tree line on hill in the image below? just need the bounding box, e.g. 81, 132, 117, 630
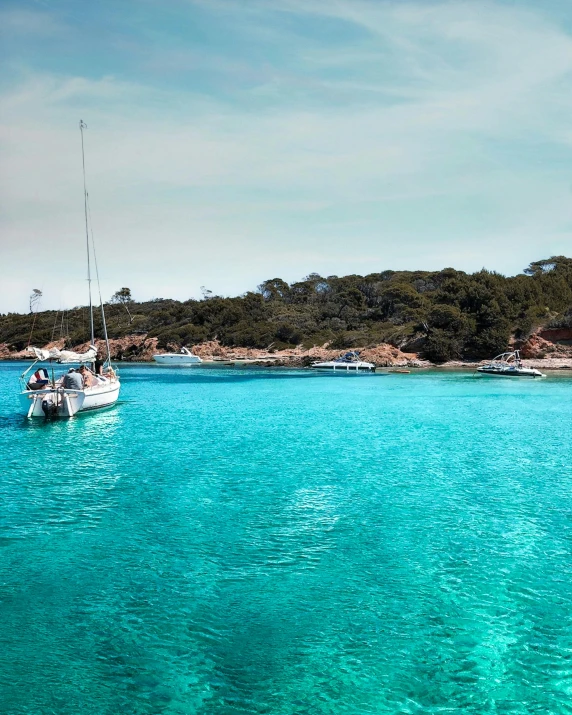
1, 256, 571, 362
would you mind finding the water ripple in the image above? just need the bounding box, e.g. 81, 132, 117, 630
1, 365, 572, 713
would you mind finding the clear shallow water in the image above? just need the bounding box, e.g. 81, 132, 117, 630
1, 362, 572, 715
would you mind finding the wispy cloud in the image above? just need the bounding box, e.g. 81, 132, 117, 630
1, 1, 572, 311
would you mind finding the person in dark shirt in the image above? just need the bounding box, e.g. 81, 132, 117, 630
94, 354, 104, 375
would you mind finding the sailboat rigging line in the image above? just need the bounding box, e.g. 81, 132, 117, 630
27, 312, 38, 349
27, 292, 42, 348
51, 310, 59, 342
86, 191, 112, 366
60, 310, 66, 341
80, 120, 95, 347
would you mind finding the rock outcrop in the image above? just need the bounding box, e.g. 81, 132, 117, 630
2, 330, 572, 369
72, 336, 160, 362
538, 327, 572, 344
191, 339, 426, 367
518, 334, 572, 359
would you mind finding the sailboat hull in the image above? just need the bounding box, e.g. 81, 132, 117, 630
20, 381, 120, 418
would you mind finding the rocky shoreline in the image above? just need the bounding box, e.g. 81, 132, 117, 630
2, 332, 572, 370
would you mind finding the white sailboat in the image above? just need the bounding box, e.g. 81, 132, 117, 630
19, 121, 121, 418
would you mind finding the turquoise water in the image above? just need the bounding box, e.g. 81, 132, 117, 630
1, 362, 572, 714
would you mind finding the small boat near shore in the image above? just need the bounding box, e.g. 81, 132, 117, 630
153, 347, 202, 365
477, 350, 545, 378
311, 351, 375, 372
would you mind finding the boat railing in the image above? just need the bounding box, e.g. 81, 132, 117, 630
479, 350, 528, 374
484, 351, 521, 365
334, 351, 361, 363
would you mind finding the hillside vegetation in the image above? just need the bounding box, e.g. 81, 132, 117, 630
2, 257, 571, 362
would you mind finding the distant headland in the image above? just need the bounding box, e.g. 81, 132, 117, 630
2, 256, 572, 368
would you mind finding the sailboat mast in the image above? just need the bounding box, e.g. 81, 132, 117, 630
80, 120, 95, 346
86, 191, 113, 367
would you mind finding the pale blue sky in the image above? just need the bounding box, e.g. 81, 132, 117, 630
1, 0, 572, 312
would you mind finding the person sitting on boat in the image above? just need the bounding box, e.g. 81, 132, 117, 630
62, 368, 83, 390
104, 366, 116, 381
79, 364, 96, 387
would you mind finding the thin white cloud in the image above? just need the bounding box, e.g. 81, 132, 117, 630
1, 1, 572, 312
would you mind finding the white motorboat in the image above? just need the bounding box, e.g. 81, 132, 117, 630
477, 350, 545, 378
19, 120, 121, 417
311, 351, 375, 372
153, 347, 202, 365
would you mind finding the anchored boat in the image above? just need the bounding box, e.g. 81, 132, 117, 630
477, 350, 545, 378
19, 120, 120, 418
20, 349, 120, 418
153, 347, 202, 365
311, 351, 375, 372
